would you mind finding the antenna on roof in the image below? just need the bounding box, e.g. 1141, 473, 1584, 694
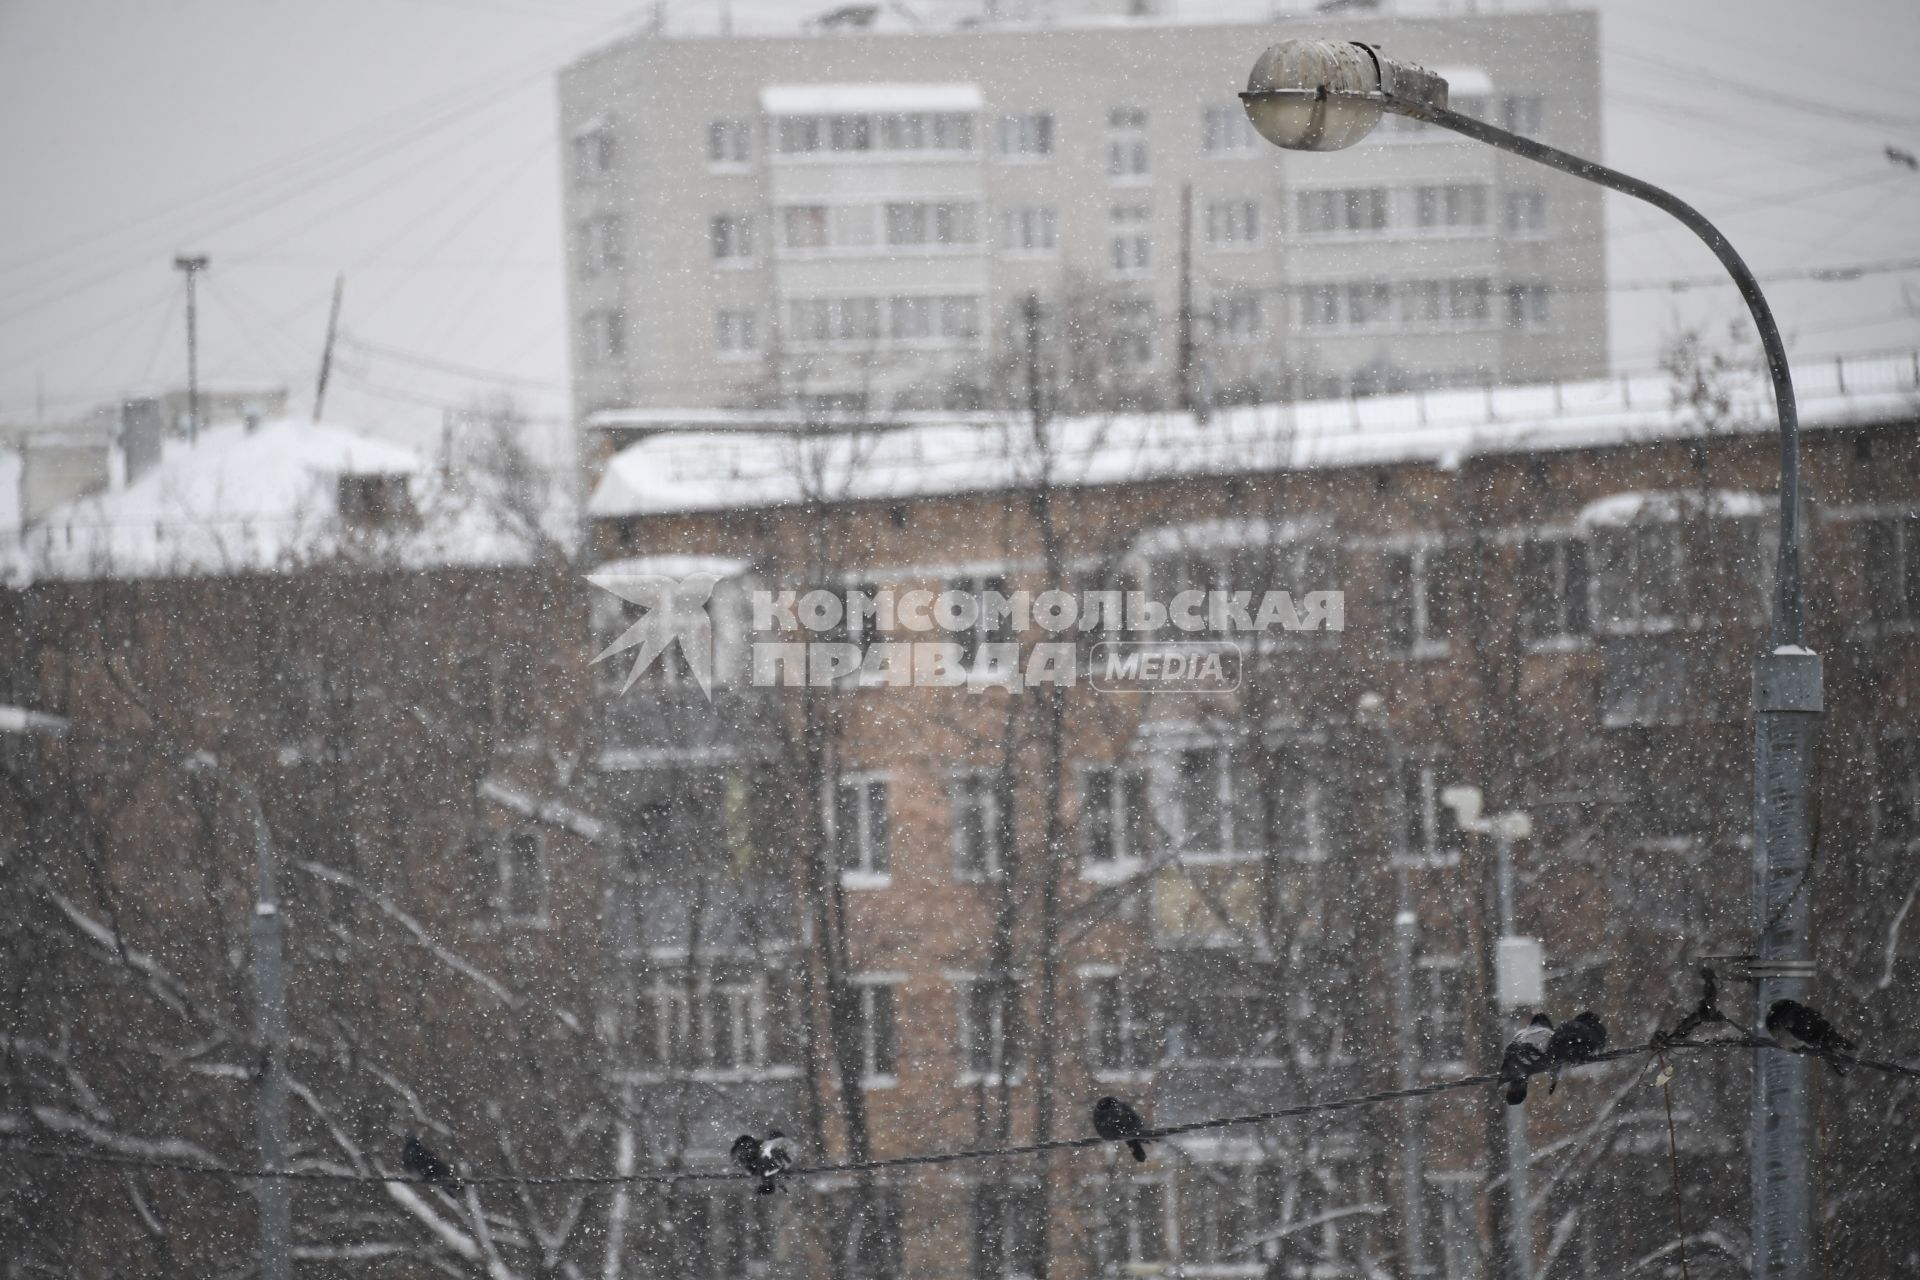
313, 275, 345, 423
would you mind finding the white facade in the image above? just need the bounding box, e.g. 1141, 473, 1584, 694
558, 7, 1609, 416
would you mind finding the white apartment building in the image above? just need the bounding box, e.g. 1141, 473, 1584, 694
558, 3, 1607, 416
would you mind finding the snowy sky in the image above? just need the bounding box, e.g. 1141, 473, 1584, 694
1, 0, 1915, 451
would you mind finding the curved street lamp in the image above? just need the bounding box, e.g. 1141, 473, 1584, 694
1243, 40, 1821, 1280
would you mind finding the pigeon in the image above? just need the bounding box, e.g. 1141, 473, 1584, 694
1765, 999, 1857, 1076
1544, 1011, 1608, 1093
1092, 1096, 1151, 1162
731, 1131, 795, 1194
402, 1136, 462, 1195
1500, 1014, 1555, 1106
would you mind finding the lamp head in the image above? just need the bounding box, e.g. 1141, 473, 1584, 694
1240, 39, 1449, 152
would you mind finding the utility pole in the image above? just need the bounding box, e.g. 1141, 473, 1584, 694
1176, 182, 1197, 417
1361, 692, 1429, 1279
173, 255, 208, 442
313, 275, 344, 422
180, 756, 289, 1280
1444, 787, 1537, 1280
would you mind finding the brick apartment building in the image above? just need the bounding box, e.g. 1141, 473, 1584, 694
4, 349, 1919, 1276
577, 349, 1920, 1278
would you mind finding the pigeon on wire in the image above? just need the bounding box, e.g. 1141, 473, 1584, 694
1765, 999, 1857, 1076
1544, 1010, 1608, 1093
1092, 1096, 1152, 1162
1500, 1014, 1556, 1106
731, 1131, 796, 1194
402, 1136, 462, 1195
1657, 967, 1730, 1047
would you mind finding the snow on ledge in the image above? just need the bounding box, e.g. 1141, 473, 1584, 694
761, 82, 982, 114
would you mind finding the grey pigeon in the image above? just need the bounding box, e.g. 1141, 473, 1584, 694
1501, 1013, 1555, 1106
1766, 999, 1856, 1076
1544, 1010, 1607, 1093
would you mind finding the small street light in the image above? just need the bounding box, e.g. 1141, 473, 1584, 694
1246, 39, 1821, 1280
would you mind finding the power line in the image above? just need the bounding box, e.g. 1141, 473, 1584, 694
2, 1037, 1912, 1189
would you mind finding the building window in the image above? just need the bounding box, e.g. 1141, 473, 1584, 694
1211, 290, 1263, 342
571, 124, 614, 180
1202, 104, 1257, 153
1501, 93, 1545, 134
1109, 202, 1151, 275
945, 572, 1013, 665
957, 974, 1021, 1078
1592, 521, 1685, 633
492, 827, 547, 923
706, 118, 752, 167
785, 296, 882, 347
1862, 514, 1920, 625
1400, 278, 1492, 327
830, 774, 890, 883
714, 308, 758, 356
1106, 107, 1149, 181
1169, 984, 1278, 1063
1000, 205, 1058, 253
996, 111, 1053, 158
1106, 1180, 1169, 1266
1415, 954, 1469, 1066
852, 978, 899, 1084
774, 111, 975, 156
709, 213, 755, 262
1109, 294, 1155, 367
1345, 281, 1392, 329
1505, 187, 1547, 234
1172, 744, 1264, 858
1085, 971, 1156, 1075
1297, 187, 1387, 236
628, 963, 795, 1075
971, 1182, 1044, 1280
677, 1185, 774, 1278
581, 308, 627, 364
1518, 536, 1590, 646
1506, 282, 1551, 330
576, 213, 623, 277
1175, 1164, 1273, 1266
1414, 184, 1489, 231
1399, 760, 1463, 867
885, 200, 981, 248
1082, 763, 1150, 867
1205, 199, 1259, 248
952, 771, 1014, 881
822, 1187, 904, 1279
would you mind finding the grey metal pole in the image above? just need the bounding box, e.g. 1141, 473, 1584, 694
188, 758, 290, 1280
1365, 694, 1430, 1279
1380, 101, 1818, 1280
1494, 828, 1530, 1280
173, 255, 209, 443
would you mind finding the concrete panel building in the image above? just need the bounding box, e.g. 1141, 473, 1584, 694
557, 4, 1608, 417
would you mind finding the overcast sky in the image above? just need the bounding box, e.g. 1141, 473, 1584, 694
1, 0, 1916, 449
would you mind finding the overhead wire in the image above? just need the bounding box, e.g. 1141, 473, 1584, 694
1, 1036, 1912, 1189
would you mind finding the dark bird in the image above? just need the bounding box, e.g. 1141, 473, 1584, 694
1500, 1014, 1555, 1106
402, 1136, 462, 1195
1887, 144, 1919, 171
1544, 1011, 1608, 1093
1766, 999, 1857, 1076
731, 1131, 795, 1194
1092, 1096, 1151, 1162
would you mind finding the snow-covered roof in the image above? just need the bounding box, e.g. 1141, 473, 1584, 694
5, 416, 576, 585
760, 82, 982, 114
588, 354, 1919, 519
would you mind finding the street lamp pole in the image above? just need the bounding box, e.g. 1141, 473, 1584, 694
1241, 40, 1821, 1280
